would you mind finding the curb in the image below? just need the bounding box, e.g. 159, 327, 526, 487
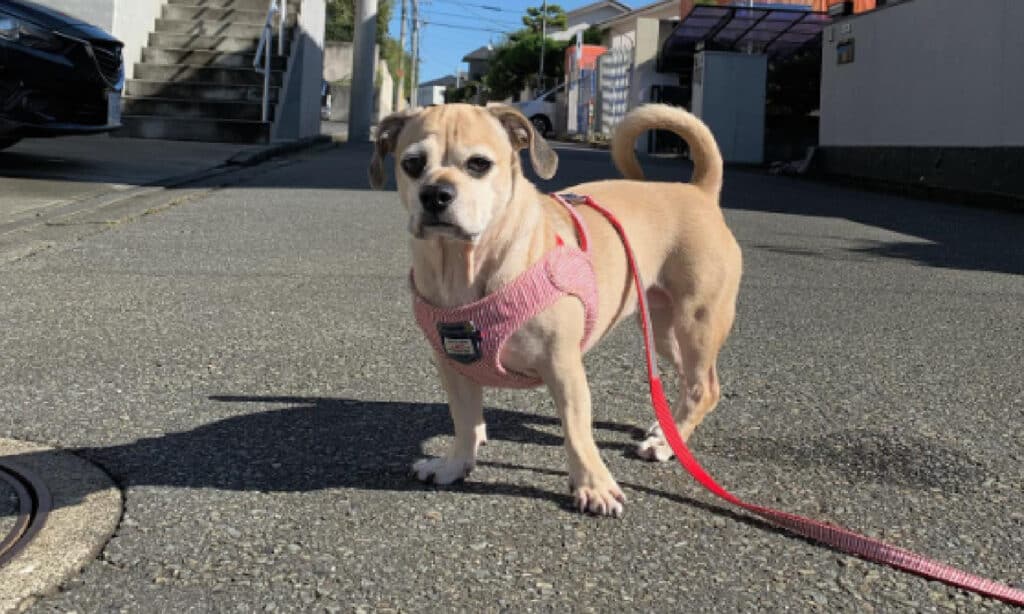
226, 134, 333, 167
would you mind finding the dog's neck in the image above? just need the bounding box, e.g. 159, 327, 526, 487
411, 177, 551, 308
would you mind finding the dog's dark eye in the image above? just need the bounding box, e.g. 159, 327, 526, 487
401, 154, 426, 178
466, 156, 493, 176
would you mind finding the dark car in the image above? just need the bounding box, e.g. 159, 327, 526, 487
0, 0, 123, 150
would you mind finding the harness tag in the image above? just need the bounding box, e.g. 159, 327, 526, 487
437, 321, 483, 364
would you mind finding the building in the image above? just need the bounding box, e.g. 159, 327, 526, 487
28, 0, 327, 144
461, 47, 495, 83
679, 0, 879, 14
417, 75, 464, 106
589, 1, 681, 140
816, 0, 1024, 198
550, 1, 632, 41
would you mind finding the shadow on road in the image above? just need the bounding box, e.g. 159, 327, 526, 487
726, 174, 1024, 276
1, 396, 991, 519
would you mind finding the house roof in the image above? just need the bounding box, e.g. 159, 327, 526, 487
565, 0, 632, 19
462, 46, 494, 62
597, 0, 678, 28
419, 75, 459, 88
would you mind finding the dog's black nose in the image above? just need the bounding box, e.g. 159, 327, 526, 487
419, 183, 457, 215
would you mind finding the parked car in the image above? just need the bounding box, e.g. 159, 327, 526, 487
0, 0, 123, 151
513, 83, 564, 137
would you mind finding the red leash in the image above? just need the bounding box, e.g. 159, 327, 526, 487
572, 194, 1024, 607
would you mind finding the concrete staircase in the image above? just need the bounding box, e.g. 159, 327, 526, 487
120, 0, 300, 143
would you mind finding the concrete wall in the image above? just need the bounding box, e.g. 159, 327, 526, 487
112, 0, 165, 81
31, 0, 114, 31
31, 0, 166, 81
324, 42, 354, 83
821, 0, 1024, 147
273, 0, 326, 141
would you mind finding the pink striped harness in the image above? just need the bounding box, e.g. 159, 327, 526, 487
412, 194, 598, 388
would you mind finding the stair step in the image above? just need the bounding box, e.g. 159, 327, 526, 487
153, 19, 270, 37
122, 96, 269, 121
162, 4, 298, 25
125, 80, 280, 103
149, 33, 282, 52
142, 48, 287, 70
167, 0, 300, 10
134, 64, 284, 86
117, 115, 270, 144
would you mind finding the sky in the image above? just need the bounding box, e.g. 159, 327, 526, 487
386, 0, 644, 83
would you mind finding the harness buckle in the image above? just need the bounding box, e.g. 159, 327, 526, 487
437, 321, 483, 364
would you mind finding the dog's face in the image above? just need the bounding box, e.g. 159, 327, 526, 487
369, 104, 557, 242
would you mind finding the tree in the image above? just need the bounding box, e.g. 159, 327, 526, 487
325, 0, 393, 46
484, 26, 602, 101
522, 3, 567, 33
324, 1, 410, 97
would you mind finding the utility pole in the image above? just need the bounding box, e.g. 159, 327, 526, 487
538, 0, 546, 94
349, 0, 378, 142
410, 0, 420, 107
395, 0, 407, 109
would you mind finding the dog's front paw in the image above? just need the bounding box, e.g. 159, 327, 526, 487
412, 456, 474, 485
570, 474, 626, 518
636, 424, 674, 462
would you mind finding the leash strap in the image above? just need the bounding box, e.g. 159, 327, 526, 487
573, 194, 1024, 606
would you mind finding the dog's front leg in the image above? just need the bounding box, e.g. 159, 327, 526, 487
413, 358, 487, 485
542, 348, 625, 517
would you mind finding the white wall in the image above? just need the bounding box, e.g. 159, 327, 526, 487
29, 0, 165, 81
30, 0, 114, 31
273, 0, 326, 141
112, 0, 165, 80
821, 0, 1024, 147
416, 85, 446, 106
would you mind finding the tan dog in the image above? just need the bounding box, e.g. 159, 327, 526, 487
369, 103, 741, 517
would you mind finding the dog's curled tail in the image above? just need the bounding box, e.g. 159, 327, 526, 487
610, 104, 723, 197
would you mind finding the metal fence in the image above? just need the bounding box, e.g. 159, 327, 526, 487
596, 47, 633, 139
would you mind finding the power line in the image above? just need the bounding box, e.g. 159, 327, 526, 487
421, 8, 520, 27
424, 0, 519, 13
421, 19, 510, 33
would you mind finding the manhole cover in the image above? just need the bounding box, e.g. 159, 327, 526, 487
0, 461, 51, 568
0, 480, 16, 544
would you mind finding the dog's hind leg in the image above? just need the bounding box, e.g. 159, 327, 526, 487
638, 298, 733, 461
412, 359, 487, 485
637, 292, 684, 462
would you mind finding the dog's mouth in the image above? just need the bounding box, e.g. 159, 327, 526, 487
416, 220, 478, 242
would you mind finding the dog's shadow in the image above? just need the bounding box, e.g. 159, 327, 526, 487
1, 397, 644, 514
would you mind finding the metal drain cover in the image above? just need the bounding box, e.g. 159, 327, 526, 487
0, 461, 51, 568
0, 439, 120, 613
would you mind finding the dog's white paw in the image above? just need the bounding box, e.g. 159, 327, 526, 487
571, 475, 626, 518
412, 456, 474, 485
637, 425, 675, 462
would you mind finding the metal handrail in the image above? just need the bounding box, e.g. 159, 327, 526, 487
254, 0, 286, 123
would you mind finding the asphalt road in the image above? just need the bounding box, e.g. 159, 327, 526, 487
1, 142, 1022, 612
0, 135, 255, 226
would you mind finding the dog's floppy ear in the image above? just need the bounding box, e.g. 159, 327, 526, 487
487, 104, 558, 180
369, 110, 414, 190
